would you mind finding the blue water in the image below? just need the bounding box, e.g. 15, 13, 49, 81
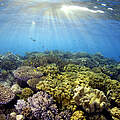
0, 0, 120, 60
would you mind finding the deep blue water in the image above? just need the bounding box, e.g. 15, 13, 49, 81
0, 0, 120, 60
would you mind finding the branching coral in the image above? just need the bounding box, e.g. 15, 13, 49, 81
36, 72, 78, 111
0, 84, 15, 105
73, 86, 108, 113
15, 91, 58, 120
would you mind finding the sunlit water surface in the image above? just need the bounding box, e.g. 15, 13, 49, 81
0, 0, 120, 60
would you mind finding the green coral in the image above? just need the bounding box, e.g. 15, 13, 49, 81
17, 88, 34, 100
70, 110, 86, 120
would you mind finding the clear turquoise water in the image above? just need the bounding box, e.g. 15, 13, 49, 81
0, 0, 120, 60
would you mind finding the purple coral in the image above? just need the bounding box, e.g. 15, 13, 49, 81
28, 91, 58, 120
15, 91, 58, 120
15, 99, 27, 113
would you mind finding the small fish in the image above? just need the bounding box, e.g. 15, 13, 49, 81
30, 37, 36, 42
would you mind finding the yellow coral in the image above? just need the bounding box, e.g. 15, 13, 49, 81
70, 110, 86, 120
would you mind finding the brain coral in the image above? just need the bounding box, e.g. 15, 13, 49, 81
13, 66, 43, 87
73, 86, 108, 113
0, 84, 15, 105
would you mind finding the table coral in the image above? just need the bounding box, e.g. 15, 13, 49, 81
73, 86, 108, 113
0, 84, 15, 105
13, 66, 43, 87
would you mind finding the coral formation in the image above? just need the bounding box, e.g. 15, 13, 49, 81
13, 66, 43, 87
106, 79, 120, 107
73, 86, 108, 113
110, 107, 120, 120
0, 52, 22, 70
11, 84, 22, 94
20, 88, 34, 100
70, 110, 86, 120
88, 114, 107, 120
55, 110, 72, 120
15, 91, 58, 120
0, 84, 15, 105
1, 51, 120, 120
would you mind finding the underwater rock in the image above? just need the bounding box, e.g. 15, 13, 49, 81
13, 66, 43, 87
70, 110, 86, 120
15, 91, 58, 120
73, 86, 108, 113
0, 84, 15, 105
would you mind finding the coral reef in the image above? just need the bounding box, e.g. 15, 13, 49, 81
1, 51, 120, 120
13, 66, 43, 87
0, 52, 22, 70
0, 84, 15, 105
36, 71, 77, 111
73, 86, 108, 113
70, 110, 86, 120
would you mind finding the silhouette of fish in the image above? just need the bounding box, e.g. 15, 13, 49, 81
30, 37, 36, 42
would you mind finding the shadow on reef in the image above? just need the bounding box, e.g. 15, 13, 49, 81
0, 50, 120, 120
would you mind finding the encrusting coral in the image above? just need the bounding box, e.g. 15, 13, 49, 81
73, 86, 108, 113
0, 84, 15, 105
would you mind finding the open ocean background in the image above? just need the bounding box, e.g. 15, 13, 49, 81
0, 0, 120, 60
